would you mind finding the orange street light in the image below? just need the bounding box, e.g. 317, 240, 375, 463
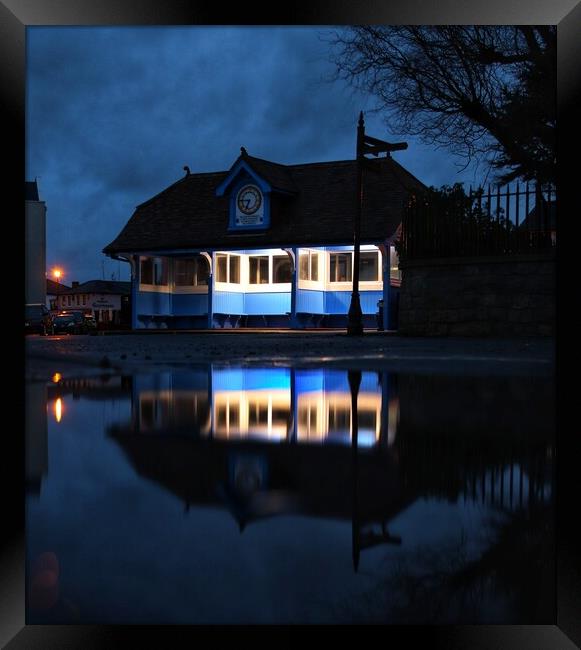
53, 269, 62, 282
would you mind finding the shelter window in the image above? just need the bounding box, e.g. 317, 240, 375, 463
216, 255, 227, 282
154, 259, 168, 286
328, 405, 351, 434
229, 255, 240, 284
273, 255, 291, 283
174, 257, 208, 286
299, 250, 319, 281
140, 258, 154, 284
359, 251, 379, 281
249, 256, 269, 284
140, 257, 168, 286
216, 254, 240, 284
196, 256, 209, 285
174, 259, 196, 286
329, 253, 352, 282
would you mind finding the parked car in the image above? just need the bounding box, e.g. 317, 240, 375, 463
83, 314, 98, 334
25, 304, 54, 335
53, 311, 96, 334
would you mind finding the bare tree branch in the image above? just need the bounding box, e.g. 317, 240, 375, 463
324, 26, 556, 184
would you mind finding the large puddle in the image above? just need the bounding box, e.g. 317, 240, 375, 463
26, 365, 554, 624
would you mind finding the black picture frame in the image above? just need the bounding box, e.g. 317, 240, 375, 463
7, 1, 579, 647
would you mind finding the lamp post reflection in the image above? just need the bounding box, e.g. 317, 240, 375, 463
349, 370, 362, 572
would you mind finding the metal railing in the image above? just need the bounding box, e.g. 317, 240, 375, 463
400, 182, 556, 261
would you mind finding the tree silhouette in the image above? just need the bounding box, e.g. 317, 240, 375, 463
327, 26, 556, 184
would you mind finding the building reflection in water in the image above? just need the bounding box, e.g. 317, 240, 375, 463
129, 367, 395, 448
107, 366, 554, 572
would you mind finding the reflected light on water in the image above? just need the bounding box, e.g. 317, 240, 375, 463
54, 398, 63, 423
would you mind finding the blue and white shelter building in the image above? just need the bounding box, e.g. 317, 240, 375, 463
103, 147, 425, 329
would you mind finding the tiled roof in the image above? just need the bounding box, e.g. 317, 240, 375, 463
103, 155, 426, 255
59, 280, 131, 296
242, 153, 297, 194
46, 279, 70, 295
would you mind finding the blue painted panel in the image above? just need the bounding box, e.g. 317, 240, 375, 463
324, 290, 382, 314
322, 370, 351, 393
213, 290, 244, 314
212, 367, 290, 392
136, 290, 172, 315
244, 292, 291, 315
243, 367, 290, 391
295, 369, 325, 393
212, 368, 246, 392
322, 369, 380, 394
323, 245, 354, 252
172, 293, 208, 316
296, 289, 324, 314
131, 262, 139, 329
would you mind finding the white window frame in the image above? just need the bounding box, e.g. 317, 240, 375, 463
325, 246, 383, 292
139, 256, 171, 293
172, 256, 210, 294
297, 248, 323, 290
248, 255, 270, 285
240, 248, 292, 293
215, 252, 242, 289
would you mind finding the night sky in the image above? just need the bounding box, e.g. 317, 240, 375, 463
27, 26, 481, 284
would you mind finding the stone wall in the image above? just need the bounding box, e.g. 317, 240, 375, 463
398, 253, 555, 336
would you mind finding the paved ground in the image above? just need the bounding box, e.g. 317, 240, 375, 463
25, 330, 555, 379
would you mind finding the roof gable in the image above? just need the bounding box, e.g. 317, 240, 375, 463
215, 153, 272, 196
216, 149, 298, 197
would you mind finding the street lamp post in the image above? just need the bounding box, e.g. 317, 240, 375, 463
347, 112, 365, 336
347, 111, 408, 336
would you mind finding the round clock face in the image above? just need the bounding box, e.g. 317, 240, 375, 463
237, 185, 262, 215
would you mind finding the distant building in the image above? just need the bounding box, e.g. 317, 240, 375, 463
56, 280, 131, 327
46, 278, 70, 311
25, 180, 47, 305
520, 199, 556, 245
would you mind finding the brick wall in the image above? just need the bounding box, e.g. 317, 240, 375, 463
398, 253, 555, 336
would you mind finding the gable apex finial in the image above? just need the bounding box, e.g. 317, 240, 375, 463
240, 146, 248, 157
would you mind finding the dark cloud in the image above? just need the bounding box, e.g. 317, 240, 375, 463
27, 26, 479, 283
